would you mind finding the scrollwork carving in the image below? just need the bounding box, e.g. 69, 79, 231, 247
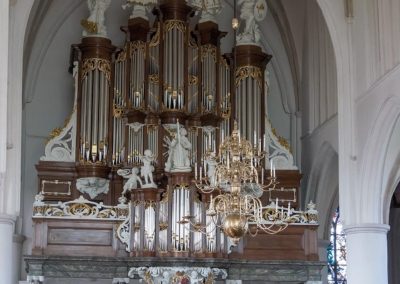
235, 66, 263, 87
81, 58, 112, 82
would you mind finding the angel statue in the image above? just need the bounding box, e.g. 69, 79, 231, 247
206, 152, 218, 187
122, 0, 158, 20
140, 149, 157, 188
81, 0, 112, 38
190, 0, 223, 24
164, 125, 192, 173
117, 167, 143, 194
236, 0, 268, 46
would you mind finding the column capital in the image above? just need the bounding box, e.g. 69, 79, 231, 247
344, 223, 390, 235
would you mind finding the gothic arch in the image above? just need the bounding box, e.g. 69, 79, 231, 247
306, 141, 339, 240
358, 96, 400, 224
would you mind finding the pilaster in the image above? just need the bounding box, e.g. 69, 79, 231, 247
0, 215, 17, 284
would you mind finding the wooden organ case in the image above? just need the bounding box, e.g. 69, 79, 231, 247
30, 0, 321, 283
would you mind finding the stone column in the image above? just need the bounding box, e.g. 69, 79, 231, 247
0, 0, 9, 192
0, 215, 16, 284
0, 2, 15, 283
345, 224, 390, 284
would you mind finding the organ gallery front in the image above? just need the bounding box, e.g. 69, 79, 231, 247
26, 0, 323, 283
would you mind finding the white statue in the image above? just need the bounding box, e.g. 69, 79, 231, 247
206, 152, 218, 187
76, 177, 110, 199
190, 0, 223, 23
122, 0, 157, 20
82, 0, 112, 38
140, 149, 157, 188
117, 167, 143, 194
164, 126, 192, 173
236, 0, 267, 46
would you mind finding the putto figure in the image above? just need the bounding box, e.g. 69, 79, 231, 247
140, 149, 157, 188
122, 0, 157, 20
206, 152, 218, 187
81, 0, 112, 38
164, 125, 192, 173
190, 0, 223, 23
236, 0, 268, 46
117, 167, 143, 194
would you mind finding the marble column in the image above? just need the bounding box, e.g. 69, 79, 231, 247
0, 2, 21, 284
0, 0, 9, 191
0, 215, 16, 284
345, 224, 390, 284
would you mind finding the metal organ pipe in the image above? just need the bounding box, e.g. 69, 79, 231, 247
247, 77, 252, 142
99, 73, 104, 151
94, 70, 100, 153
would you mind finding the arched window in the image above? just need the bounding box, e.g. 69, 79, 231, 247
327, 207, 347, 283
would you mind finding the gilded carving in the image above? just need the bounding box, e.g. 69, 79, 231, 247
189, 75, 198, 85
81, 19, 98, 34
81, 58, 112, 82
148, 74, 159, 84
164, 20, 186, 33
32, 195, 128, 220
201, 44, 217, 61
113, 104, 125, 118
235, 65, 263, 87
130, 41, 146, 57
271, 126, 291, 152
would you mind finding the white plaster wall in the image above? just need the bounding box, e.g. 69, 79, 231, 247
301, 0, 337, 136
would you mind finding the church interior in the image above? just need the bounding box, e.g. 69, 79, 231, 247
2, 0, 400, 283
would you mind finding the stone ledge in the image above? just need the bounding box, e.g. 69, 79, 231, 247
24, 255, 325, 282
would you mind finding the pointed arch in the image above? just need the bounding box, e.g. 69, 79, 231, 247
306, 141, 339, 239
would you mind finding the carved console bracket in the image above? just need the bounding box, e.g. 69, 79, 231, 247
128, 266, 227, 284
26, 275, 44, 284
40, 109, 76, 162
265, 119, 297, 170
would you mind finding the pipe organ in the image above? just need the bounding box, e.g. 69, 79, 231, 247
33, 0, 317, 269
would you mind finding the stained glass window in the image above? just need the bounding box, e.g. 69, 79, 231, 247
327, 207, 347, 283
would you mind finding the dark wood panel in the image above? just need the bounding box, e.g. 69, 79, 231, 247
230, 225, 319, 261
47, 228, 112, 246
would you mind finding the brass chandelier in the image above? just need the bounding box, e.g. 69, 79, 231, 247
192, 122, 293, 245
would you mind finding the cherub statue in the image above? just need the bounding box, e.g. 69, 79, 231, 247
164, 126, 192, 173
76, 177, 110, 199
122, 0, 157, 20
117, 167, 143, 194
81, 0, 112, 38
140, 149, 157, 188
237, 0, 268, 46
206, 152, 218, 187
